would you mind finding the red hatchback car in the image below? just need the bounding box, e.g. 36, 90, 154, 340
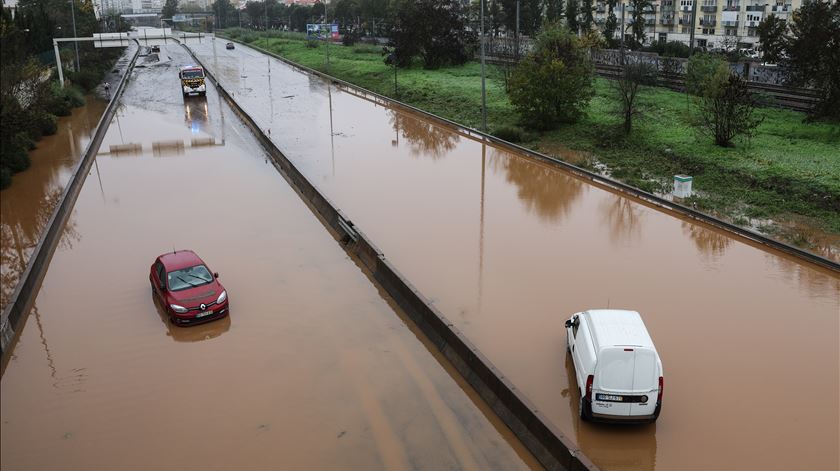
150, 250, 229, 325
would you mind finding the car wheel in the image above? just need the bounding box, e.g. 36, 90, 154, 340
579, 395, 592, 422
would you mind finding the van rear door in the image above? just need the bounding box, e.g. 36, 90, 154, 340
593, 347, 635, 416
594, 347, 658, 417
629, 347, 658, 416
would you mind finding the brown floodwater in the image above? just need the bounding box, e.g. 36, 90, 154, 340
187, 39, 840, 471
0, 98, 107, 313
0, 45, 537, 470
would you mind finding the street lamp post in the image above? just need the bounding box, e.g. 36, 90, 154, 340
480, 0, 487, 132
70, 0, 80, 72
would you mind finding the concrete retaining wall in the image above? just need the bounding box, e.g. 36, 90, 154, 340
0, 42, 141, 372
181, 42, 600, 471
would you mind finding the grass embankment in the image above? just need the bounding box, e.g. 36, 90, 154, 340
223, 29, 840, 241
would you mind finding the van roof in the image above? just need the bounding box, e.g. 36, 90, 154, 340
583, 309, 655, 350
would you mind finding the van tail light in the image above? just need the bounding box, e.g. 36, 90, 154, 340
585, 375, 594, 401
657, 376, 664, 403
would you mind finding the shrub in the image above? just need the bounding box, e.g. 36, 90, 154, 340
685, 53, 729, 96
342, 28, 360, 46
507, 23, 595, 130
0, 166, 11, 190
1, 139, 31, 172
35, 112, 58, 136
493, 126, 526, 143
306, 39, 320, 48
614, 61, 658, 133
66, 69, 101, 92
696, 73, 764, 147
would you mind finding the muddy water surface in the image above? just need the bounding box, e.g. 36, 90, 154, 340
0, 98, 107, 312
189, 40, 840, 471
0, 45, 536, 470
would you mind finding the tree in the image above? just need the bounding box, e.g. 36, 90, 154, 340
629, 0, 651, 48
507, 23, 594, 129
580, 0, 595, 33
696, 73, 763, 146
565, 0, 579, 34
390, 0, 476, 69
212, 0, 236, 28
602, 0, 618, 47
784, 0, 840, 120
613, 61, 657, 133
543, 0, 565, 23
685, 52, 729, 96
162, 0, 179, 19
756, 14, 786, 64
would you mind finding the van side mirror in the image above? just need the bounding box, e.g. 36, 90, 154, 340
565, 319, 573, 328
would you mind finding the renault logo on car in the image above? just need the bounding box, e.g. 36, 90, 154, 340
200, 303, 206, 311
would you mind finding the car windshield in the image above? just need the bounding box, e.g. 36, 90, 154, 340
167, 264, 213, 291
181, 69, 204, 79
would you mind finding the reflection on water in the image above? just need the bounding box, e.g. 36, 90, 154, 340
562, 354, 657, 471
601, 196, 644, 244
390, 110, 459, 159
184, 96, 209, 135
150, 292, 230, 342
0, 187, 82, 308
681, 221, 732, 260
488, 150, 584, 223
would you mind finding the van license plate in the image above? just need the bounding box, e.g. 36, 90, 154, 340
596, 394, 624, 402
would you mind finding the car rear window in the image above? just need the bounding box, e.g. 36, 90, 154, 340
167, 265, 213, 291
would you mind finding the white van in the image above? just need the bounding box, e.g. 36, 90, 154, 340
565, 309, 663, 423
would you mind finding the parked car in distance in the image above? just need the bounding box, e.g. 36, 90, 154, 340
150, 250, 229, 326
151, 45, 160, 53
226, 42, 235, 50
565, 309, 663, 423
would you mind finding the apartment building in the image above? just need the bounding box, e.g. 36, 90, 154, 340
594, 0, 806, 50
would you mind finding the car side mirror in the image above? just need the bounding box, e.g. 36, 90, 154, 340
214, 272, 219, 278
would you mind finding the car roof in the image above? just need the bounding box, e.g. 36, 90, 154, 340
159, 250, 204, 271
583, 309, 655, 350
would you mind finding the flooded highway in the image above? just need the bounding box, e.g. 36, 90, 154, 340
1, 99, 107, 312
0, 44, 537, 470
187, 39, 840, 470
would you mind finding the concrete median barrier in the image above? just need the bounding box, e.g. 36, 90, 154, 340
180, 41, 601, 471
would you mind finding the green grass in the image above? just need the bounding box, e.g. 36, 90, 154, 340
223, 29, 840, 237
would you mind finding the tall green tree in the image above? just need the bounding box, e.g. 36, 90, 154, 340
162, 0, 179, 19
629, 0, 651, 48
507, 22, 594, 129
756, 14, 786, 63
602, 0, 618, 46
565, 0, 579, 34
580, 0, 595, 33
212, 0, 236, 28
543, 0, 565, 22
783, 0, 840, 119
390, 0, 476, 69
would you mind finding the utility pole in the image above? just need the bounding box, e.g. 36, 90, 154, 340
325, 0, 330, 70
620, 0, 626, 65
515, 0, 520, 61
70, 0, 79, 72
688, 0, 698, 55
480, 0, 487, 132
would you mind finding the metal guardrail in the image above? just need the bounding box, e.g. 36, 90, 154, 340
217, 34, 837, 274
0, 41, 141, 371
